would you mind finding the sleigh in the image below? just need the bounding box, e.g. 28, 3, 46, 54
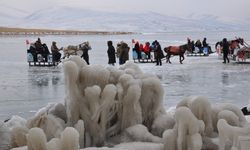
27, 52, 59, 67
234, 47, 250, 63
232, 40, 250, 63
186, 47, 210, 57
132, 51, 155, 63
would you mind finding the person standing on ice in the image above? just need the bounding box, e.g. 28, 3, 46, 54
117, 41, 130, 65
107, 40, 116, 66
222, 38, 230, 63
155, 41, 163, 66
80, 42, 91, 65
134, 42, 141, 61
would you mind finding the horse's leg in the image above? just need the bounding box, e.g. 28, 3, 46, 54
179, 55, 182, 64
166, 54, 169, 63
168, 55, 172, 64
180, 55, 184, 64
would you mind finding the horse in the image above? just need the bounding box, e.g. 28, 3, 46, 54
164, 43, 192, 64
215, 37, 244, 55
63, 41, 91, 59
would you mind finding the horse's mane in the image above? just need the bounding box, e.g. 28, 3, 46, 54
180, 43, 191, 52
232, 38, 244, 45
180, 43, 188, 47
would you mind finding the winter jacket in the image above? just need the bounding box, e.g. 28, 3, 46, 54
144, 43, 151, 53
107, 45, 116, 64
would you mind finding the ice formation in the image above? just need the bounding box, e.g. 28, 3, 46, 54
62, 56, 165, 147
26, 127, 47, 150
1, 56, 250, 150
177, 96, 213, 136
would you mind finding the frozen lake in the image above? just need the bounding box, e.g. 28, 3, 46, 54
0, 31, 250, 120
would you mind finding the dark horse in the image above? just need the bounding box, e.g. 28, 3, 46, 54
215, 37, 244, 55
164, 43, 192, 64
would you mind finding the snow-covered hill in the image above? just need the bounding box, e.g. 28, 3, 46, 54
1, 6, 249, 32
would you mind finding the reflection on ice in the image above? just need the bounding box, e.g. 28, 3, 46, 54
221, 72, 229, 85
31, 76, 60, 86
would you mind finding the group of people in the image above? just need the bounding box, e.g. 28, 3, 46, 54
188, 37, 212, 55
107, 41, 130, 65
107, 40, 166, 66
28, 38, 62, 62
27, 37, 232, 66
133, 41, 151, 60
132, 40, 164, 65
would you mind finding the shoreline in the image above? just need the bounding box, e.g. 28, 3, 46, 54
0, 27, 135, 36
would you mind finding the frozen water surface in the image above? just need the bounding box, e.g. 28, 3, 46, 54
0, 31, 250, 120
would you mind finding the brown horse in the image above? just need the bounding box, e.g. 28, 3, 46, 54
164, 43, 192, 64
215, 37, 244, 55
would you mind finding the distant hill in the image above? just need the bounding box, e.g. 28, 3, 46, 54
0, 27, 132, 35
1, 6, 249, 33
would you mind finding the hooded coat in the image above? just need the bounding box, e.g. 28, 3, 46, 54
107, 41, 116, 64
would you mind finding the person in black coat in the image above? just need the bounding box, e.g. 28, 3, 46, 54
51, 41, 62, 62
202, 38, 208, 48
155, 41, 163, 66
107, 41, 116, 65
222, 38, 230, 63
80, 43, 91, 65
195, 39, 202, 53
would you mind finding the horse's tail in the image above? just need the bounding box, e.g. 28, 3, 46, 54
215, 41, 223, 54
216, 41, 222, 47
215, 42, 222, 49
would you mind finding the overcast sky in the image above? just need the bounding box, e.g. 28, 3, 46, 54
1, 0, 250, 22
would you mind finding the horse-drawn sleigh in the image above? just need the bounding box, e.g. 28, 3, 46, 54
215, 37, 250, 62
27, 43, 58, 67
27, 41, 91, 66
132, 42, 192, 64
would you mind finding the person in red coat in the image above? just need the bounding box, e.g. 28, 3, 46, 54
144, 42, 151, 59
